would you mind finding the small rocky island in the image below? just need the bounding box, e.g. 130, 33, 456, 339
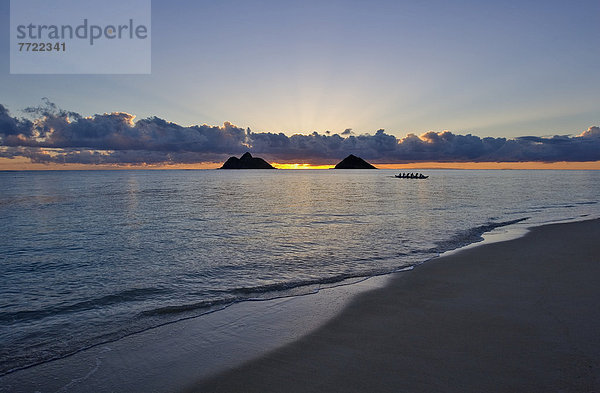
220, 152, 275, 169
334, 154, 377, 169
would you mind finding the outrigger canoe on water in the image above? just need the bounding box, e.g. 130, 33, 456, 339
395, 173, 428, 179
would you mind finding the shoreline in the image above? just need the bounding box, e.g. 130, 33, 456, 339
0, 212, 535, 378
1, 217, 598, 392
192, 218, 600, 392
0, 212, 541, 380
0, 268, 394, 393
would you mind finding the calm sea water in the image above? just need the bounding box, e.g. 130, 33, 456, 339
1, 169, 599, 375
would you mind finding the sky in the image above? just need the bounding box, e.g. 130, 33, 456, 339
0, 0, 599, 168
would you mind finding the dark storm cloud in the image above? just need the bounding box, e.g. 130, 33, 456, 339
1, 102, 599, 165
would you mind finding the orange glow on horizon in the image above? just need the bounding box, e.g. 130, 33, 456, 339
1, 157, 600, 171
0, 157, 221, 170
271, 163, 335, 169
374, 161, 600, 170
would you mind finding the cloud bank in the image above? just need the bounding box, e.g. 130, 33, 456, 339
1, 102, 599, 165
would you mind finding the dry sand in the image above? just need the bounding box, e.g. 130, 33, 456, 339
190, 219, 600, 392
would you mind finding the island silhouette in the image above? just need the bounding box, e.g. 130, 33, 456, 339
334, 154, 377, 169
220, 152, 275, 169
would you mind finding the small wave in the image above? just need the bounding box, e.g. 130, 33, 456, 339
141, 267, 417, 319
231, 269, 406, 297
139, 298, 235, 317
509, 209, 543, 214
0, 287, 170, 324
531, 202, 595, 210
428, 217, 529, 254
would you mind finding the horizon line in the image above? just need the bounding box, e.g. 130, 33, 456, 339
2, 160, 600, 171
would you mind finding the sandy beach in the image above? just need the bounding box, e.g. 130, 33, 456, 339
191, 219, 600, 393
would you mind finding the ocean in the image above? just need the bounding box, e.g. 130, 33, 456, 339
1, 169, 599, 376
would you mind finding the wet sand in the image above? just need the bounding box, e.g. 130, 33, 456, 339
191, 219, 600, 392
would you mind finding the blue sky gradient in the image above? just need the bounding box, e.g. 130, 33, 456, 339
0, 0, 599, 143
